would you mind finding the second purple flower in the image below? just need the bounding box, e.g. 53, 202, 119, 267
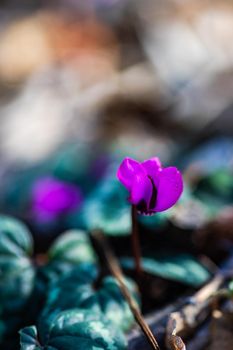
31, 176, 83, 222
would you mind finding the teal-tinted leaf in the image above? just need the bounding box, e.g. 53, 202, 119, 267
21, 309, 127, 349
48, 229, 97, 265
121, 254, 211, 287
52, 144, 92, 183
51, 145, 110, 192
40, 270, 139, 333
31, 231, 99, 320
194, 170, 233, 212
38, 266, 97, 340
194, 192, 224, 217
0, 216, 35, 342
196, 169, 233, 200
78, 176, 131, 236
139, 211, 168, 230
0, 164, 47, 216
43, 229, 98, 289
1, 261, 34, 312
87, 276, 139, 332
207, 170, 233, 197
228, 280, 233, 295
0, 215, 33, 256
19, 326, 41, 350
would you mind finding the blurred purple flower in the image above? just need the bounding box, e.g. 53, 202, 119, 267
31, 177, 83, 222
117, 157, 183, 215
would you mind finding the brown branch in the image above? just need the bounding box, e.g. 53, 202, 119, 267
92, 230, 161, 350
166, 274, 224, 339
166, 318, 186, 350
126, 252, 233, 349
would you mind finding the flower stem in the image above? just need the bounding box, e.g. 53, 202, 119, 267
131, 205, 142, 277
92, 230, 160, 350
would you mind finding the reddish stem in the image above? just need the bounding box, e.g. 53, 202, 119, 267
131, 205, 142, 277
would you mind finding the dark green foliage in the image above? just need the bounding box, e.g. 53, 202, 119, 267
29, 230, 99, 327
0, 215, 35, 344
39, 271, 139, 334
20, 309, 127, 350
121, 253, 211, 287
48, 229, 97, 265
75, 176, 131, 236
40, 229, 98, 287
228, 280, 233, 295
194, 170, 233, 215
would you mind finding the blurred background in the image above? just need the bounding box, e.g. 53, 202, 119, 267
1, 0, 233, 164
1, 0, 233, 245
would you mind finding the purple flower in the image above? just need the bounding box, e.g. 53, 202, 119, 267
117, 157, 183, 214
31, 177, 83, 222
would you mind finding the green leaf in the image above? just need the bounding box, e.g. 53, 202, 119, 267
31, 231, 99, 321
0, 216, 35, 342
39, 270, 139, 333
228, 280, 233, 295
121, 254, 211, 287
38, 230, 98, 292
138, 211, 169, 230
37, 265, 98, 341
0, 164, 47, 215
197, 170, 233, 199
52, 144, 92, 183
194, 170, 233, 215
20, 309, 127, 349
48, 229, 97, 265
19, 326, 41, 350
43, 229, 98, 291
85, 276, 139, 332
78, 177, 131, 236
0, 215, 33, 257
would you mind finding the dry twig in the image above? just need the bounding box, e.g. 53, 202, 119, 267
92, 230, 161, 350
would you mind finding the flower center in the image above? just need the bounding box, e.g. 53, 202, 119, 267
136, 175, 157, 214
148, 175, 157, 210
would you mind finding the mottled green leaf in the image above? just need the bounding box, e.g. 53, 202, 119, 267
0, 216, 35, 342
38, 230, 98, 290
0, 215, 33, 257
78, 176, 131, 236
39, 270, 139, 333
121, 254, 211, 287
20, 309, 127, 350
19, 326, 41, 350
48, 229, 97, 265
31, 231, 98, 321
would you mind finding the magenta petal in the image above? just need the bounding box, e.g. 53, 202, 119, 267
142, 157, 162, 178
117, 157, 145, 190
154, 167, 183, 212
129, 173, 152, 208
